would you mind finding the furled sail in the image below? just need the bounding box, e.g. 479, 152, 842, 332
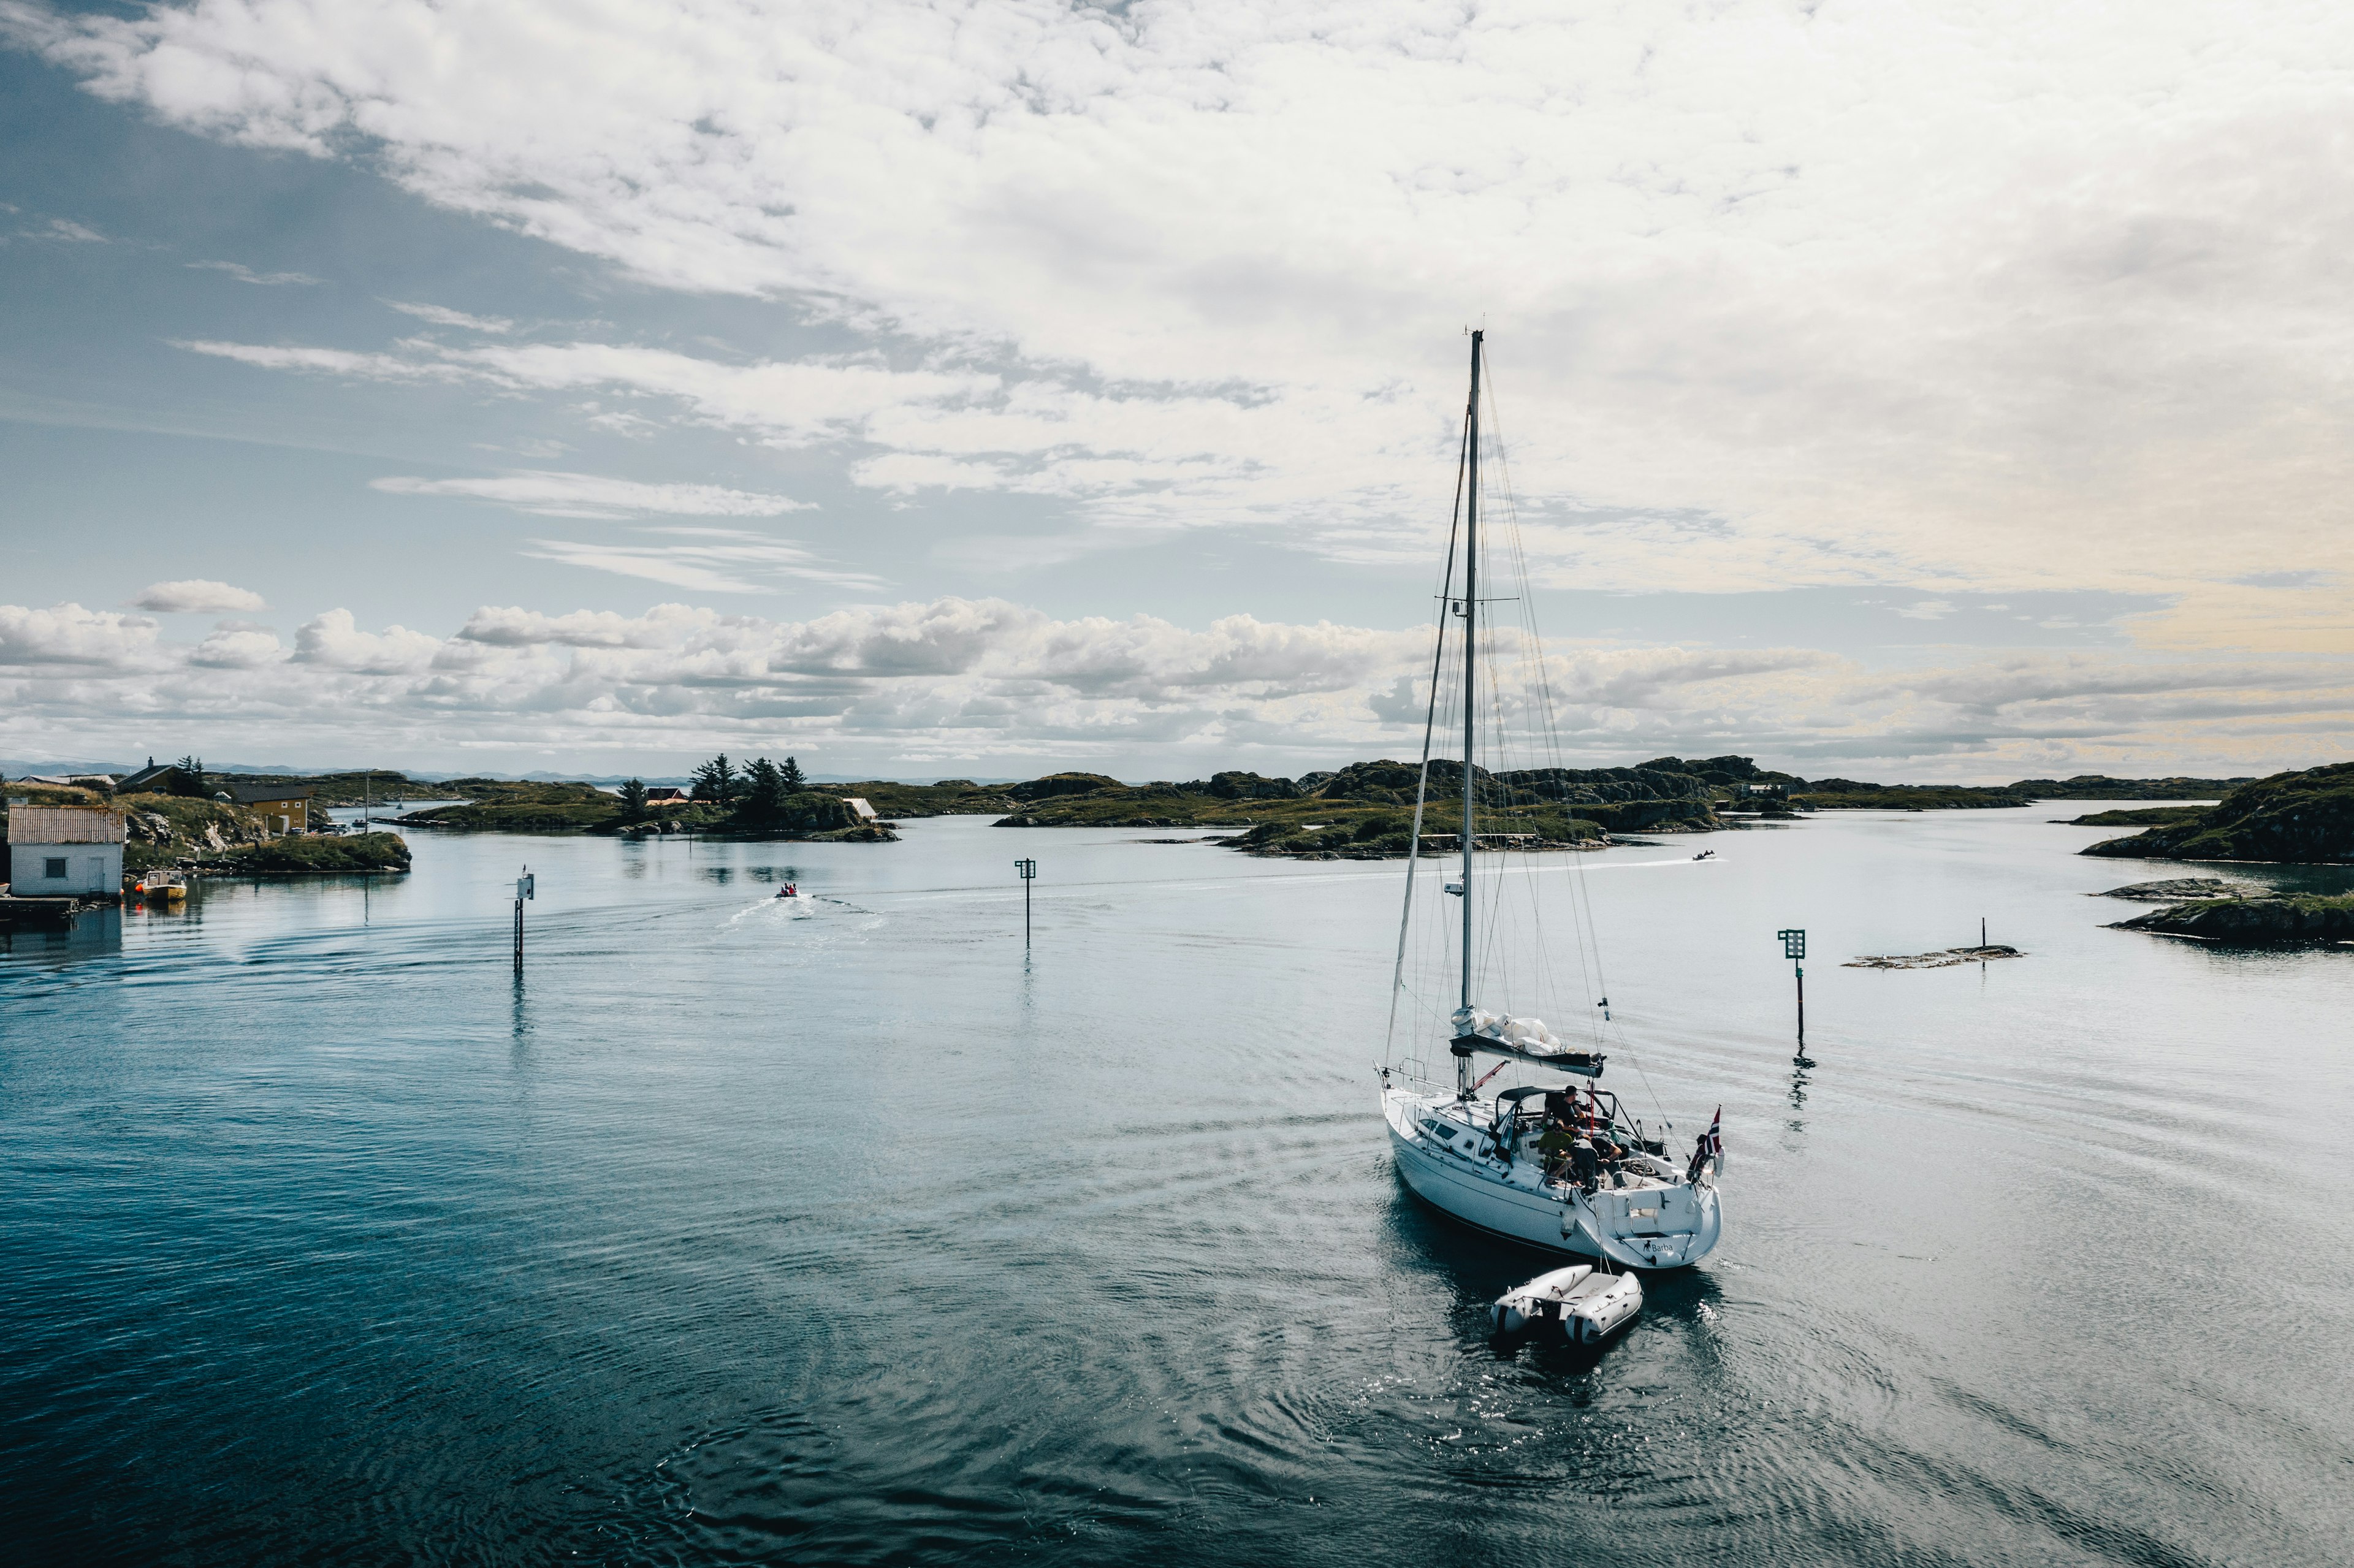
1450, 1006, 1605, 1076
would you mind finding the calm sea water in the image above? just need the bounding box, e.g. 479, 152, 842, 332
4, 807, 2351, 1565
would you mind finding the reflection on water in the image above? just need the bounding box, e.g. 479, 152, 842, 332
3, 807, 2352, 1565
0, 904, 121, 969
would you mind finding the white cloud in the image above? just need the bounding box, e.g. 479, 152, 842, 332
175, 338, 470, 382
0, 603, 158, 666
457, 604, 713, 649
42, 0, 2351, 622
292, 609, 441, 673
444, 341, 995, 447
1894, 601, 1957, 621
131, 578, 266, 614
1, 591, 2348, 777
522, 529, 878, 593
32, 216, 104, 242
383, 299, 512, 332
188, 259, 321, 286
371, 470, 813, 520
190, 621, 285, 668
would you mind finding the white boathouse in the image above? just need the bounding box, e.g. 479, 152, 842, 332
7, 803, 126, 897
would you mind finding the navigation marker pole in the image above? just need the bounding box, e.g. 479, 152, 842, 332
1015, 858, 1037, 947
514, 866, 535, 973
1778, 927, 1808, 1065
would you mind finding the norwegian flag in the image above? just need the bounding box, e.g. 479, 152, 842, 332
1688, 1106, 1724, 1179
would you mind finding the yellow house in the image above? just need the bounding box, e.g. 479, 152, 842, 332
223, 780, 314, 834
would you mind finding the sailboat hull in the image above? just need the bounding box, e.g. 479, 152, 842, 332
1384, 1086, 1720, 1269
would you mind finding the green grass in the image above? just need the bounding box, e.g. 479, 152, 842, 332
2284, 893, 2354, 913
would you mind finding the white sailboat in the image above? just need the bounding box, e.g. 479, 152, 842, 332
1379, 330, 1724, 1270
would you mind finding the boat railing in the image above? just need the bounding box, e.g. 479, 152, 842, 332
1390, 1057, 1437, 1089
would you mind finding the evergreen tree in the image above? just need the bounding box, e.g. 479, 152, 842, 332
619, 778, 649, 821
742, 758, 788, 821
170, 755, 207, 798
690, 754, 739, 806
780, 755, 806, 792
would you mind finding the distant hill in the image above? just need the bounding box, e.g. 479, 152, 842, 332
2009, 774, 2248, 799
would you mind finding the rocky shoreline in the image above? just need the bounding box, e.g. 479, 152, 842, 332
2109, 895, 2354, 945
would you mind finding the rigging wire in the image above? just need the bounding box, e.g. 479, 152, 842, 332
1385, 404, 1470, 1064
1478, 346, 1674, 1140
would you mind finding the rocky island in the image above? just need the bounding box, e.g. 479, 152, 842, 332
2059, 805, 2208, 828
2094, 878, 2260, 901
392, 758, 904, 842
1845, 945, 2025, 969
2081, 762, 2354, 865
2109, 894, 2354, 945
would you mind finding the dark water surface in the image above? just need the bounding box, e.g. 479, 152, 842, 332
5, 809, 2351, 1565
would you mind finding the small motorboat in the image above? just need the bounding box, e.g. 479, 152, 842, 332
134, 871, 187, 904
1692, 850, 1715, 861
775, 882, 799, 899
1490, 1263, 1642, 1346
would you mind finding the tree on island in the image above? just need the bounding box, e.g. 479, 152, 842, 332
690, 754, 740, 807
780, 755, 805, 792
170, 755, 208, 797
741, 757, 789, 823
619, 778, 649, 821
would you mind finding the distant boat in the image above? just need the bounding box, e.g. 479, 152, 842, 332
1693, 850, 1715, 861
1379, 331, 1725, 1271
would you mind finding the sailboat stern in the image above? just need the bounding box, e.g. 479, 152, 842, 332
1382, 1082, 1721, 1268
1568, 1178, 1722, 1271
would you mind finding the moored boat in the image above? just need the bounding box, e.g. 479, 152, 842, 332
134, 870, 186, 903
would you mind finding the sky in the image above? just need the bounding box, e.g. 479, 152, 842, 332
2, 0, 2350, 783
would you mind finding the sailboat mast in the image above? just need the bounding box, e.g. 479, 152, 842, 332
1461, 330, 1482, 1014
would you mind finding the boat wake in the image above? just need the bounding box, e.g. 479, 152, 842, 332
727, 894, 858, 928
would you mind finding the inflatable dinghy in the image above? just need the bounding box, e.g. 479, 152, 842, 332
1490, 1263, 1642, 1345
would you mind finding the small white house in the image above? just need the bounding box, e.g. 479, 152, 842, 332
843, 796, 880, 821
7, 803, 126, 897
